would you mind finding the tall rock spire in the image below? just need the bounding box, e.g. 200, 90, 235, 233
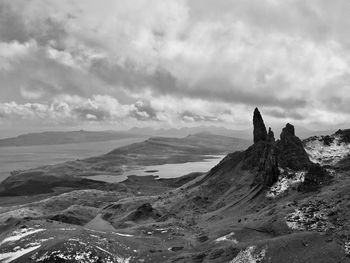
253, 107, 267, 143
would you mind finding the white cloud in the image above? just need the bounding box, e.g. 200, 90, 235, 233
0, 94, 249, 127
0, 0, 349, 130
0, 40, 37, 70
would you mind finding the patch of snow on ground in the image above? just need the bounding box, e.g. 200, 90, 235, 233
95, 246, 131, 262
345, 241, 350, 256
215, 232, 238, 244
34, 248, 130, 263
228, 246, 266, 263
95, 246, 114, 256
113, 232, 134, 237
285, 209, 306, 230
267, 168, 305, 198
59, 227, 76, 231
0, 244, 41, 263
304, 135, 350, 165
286, 206, 334, 232
0, 228, 45, 245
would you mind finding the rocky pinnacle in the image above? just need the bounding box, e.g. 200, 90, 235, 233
253, 107, 267, 143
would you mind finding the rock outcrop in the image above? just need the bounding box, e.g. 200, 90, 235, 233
335, 128, 350, 143
258, 142, 279, 187
267, 127, 275, 142
246, 109, 321, 188
302, 163, 331, 190
277, 123, 311, 170
253, 107, 267, 143
244, 108, 279, 187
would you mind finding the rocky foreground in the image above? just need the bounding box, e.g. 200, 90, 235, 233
0, 108, 349, 262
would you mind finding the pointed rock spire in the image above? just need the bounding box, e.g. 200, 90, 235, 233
267, 127, 275, 142
253, 107, 267, 143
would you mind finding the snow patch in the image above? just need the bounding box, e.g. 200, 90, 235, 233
58, 227, 76, 231
228, 246, 267, 263
0, 228, 45, 245
0, 244, 41, 263
34, 248, 130, 263
113, 232, 134, 237
285, 209, 306, 230
266, 168, 305, 198
286, 206, 334, 232
304, 135, 350, 165
215, 232, 238, 244
345, 241, 350, 256
95, 246, 131, 262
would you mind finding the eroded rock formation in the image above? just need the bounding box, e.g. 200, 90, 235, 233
253, 107, 267, 143
245, 108, 322, 188
277, 123, 311, 170
244, 108, 279, 187
267, 127, 275, 142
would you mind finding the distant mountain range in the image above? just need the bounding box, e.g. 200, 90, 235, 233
128, 125, 334, 140
0, 130, 143, 147
0, 125, 334, 147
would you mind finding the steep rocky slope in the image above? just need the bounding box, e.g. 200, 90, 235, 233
0, 109, 349, 262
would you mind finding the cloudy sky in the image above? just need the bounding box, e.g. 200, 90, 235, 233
0, 0, 349, 136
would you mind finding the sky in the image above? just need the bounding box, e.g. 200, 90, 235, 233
0, 0, 350, 136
